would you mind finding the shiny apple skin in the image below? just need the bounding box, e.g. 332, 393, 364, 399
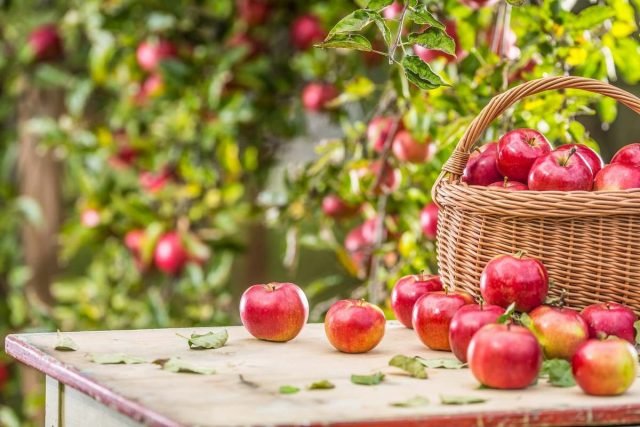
462, 142, 503, 186
28, 24, 64, 62
497, 128, 552, 182
391, 274, 443, 328
382, 1, 404, 19
412, 290, 474, 351
301, 82, 338, 112
529, 305, 589, 360
593, 163, 640, 190
556, 144, 604, 176
528, 149, 593, 191
136, 39, 177, 72
324, 299, 385, 353
468, 324, 542, 389
420, 202, 438, 240
322, 195, 359, 219
240, 282, 309, 342
611, 143, 640, 168
480, 253, 549, 312
391, 130, 435, 163
572, 338, 638, 396
581, 302, 638, 344
487, 179, 528, 190
154, 232, 189, 275
449, 304, 505, 362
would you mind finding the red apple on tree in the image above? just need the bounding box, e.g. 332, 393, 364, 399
449, 303, 505, 362
572, 338, 638, 396
420, 202, 438, 240
80, 208, 101, 228
322, 195, 359, 219
462, 142, 503, 186
594, 163, 640, 191
369, 160, 401, 194
391, 130, 435, 163
468, 324, 542, 389
136, 39, 177, 72
527, 305, 589, 360
391, 273, 443, 329
611, 143, 640, 168
290, 14, 326, 50
460, 0, 499, 9
154, 231, 189, 275
28, 24, 63, 62
485, 25, 520, 60
412, 290, 474, 351
135, 74, 165, 104
367, 116, 399, 153
497, 128, 552, 183
528, 147, 594, 191
109, 145, 139, 169
139, 168, 172, 192
301, 82, 338, 112
488, 177, 528, 191
581, 302, 638, 344
383, 1, 404, 19
555, 144, 604, 176
240, 282, 309, 342
324, 299, 385, 353
236, 0, 270, 25
480, 252, 548, 312
414, 20, 463, 63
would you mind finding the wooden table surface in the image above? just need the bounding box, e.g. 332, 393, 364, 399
5, 322, 640, 427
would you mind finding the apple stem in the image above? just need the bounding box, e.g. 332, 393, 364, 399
560, 147, 578, 167
266, 283, 277, 292
526, 137, 537, 147
419, 269, 426, 281
513, 250, 526, 259
595, 331, 608, 341
503, 176, 508, 188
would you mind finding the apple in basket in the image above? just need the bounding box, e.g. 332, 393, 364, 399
611, 143, 640, 168
581, 302, 638, 344
391, 273, 443, 329
462, 142, 502, 186
528, 147, 594, 191
449, 303, 505, 362
497, 128, 552, 183
593, 163, 640, 190
555, 144, 604, 176
527, 305, 589, 360
324, 299, 385, 353
488, 177, 528, 191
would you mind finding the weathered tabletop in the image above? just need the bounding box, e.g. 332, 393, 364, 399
5, 322, 640, 427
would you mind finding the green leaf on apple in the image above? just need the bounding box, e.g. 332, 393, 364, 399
153, 357, 215, 375
406, 5, 444, 29
54, 330, 78, 352
279, 385, 300, 394
634, 320, 640, 346
366, 0, 394, 10
177, 329, 228, 350
91, 353, 147, 365
308, 380, 335, 390
440, 394, 487, 405
327, 10, 376, 38
390, 395, 430, 408
416, 357, 466, 369
540, 359, 576, 387
351, 371, 385, 385
402, 56, 447, 90
389, 355, 428, 378
498, 302, 517, 325
316, 34, 373, 52
408, 28, 455, 56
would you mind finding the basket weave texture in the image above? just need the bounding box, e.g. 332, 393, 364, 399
432, 76, 640, 312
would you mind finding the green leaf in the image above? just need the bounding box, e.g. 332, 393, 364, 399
390, 395, 430, 408
407, 5, 444, 29
351, 371, 385, 385
54, 330, 78, 352
371, 14, 393, 46
153, 357, 215, 375
317, 34, 372, 52
389, 355, 428, 378
506, 0, 526, 5
416, 357, 466, 369
327, 10, 376, 38
634, 320, 640, 346
402, 56, 447, 90
440, 394, 487, 405
279, 385, 300, 394
567, 5, 615, 31
598, 97, 618, 125
498, 302, 517, 324
91, 353, 147, 365
367, 0, 394, 10
540, 359, 576, 387
408, 28, 455, 55
178, 329, 228, 350
308, 380, 335, 390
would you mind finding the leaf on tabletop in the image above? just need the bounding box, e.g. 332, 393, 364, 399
153, 357, 215, 374
178, 329, 228, 350
390, 395, 430, 408
308, 380, 335, 390
540, 359, 576, 387
239, 374, 259, 388
416, 357, 466, 369
440, 394, 487, 405
90, 353, 147, 365
389, 355, 428, 378
351, 371, 385, 385
55, 330, 78, 352
279, 385, 300, 394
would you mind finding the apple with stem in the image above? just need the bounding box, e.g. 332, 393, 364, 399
527, 305, 589, 360
391, 273, 443, 329
301, 82, 338, 112
449, 303, 505, 362
391, 130, 435, 163
497, 128, 552, 182
488, 177, 528, 190
611, 143, 640, 168
528, 147, 594, 191
420, 202, 438, 240
290, 14, 326, 50
594, 163, 640, 191
555, 144, 604, 176
28, 24, 63, 62
462, 142, 503, 186
240, 282, 309, 342
136, 39, 177, 72
325, 299, 385, 353
581, 302, 638, 344
154, 232, 189, 275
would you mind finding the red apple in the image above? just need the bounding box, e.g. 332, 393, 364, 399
324, 299, 385, 353
109, 145, 139, 169
81, 208, 101, 228
497, 128, 552, 182
449, 303, 505, 362
322, 195, 359, 219
611, 143, 640, 168
460, 0, 499, 9
136, 39, 177, 72
572, 338, 638, 396
369, 160, 400, 194
480, 252, 548, 312
581, 302, 638, 344
391, 130, 435, 163
237, 0, 270, 25
135, 74, 165, 104
462, 142, 503, 186
290, 14, 326, 50
556, 144, 603, 176
240, 282, 309, 342
139, 168, 172, 192
468, 324, 542, 389
528, 147, 594, 191
383, 1, 404, 19
420, 202, 438, 240
28, 24, 63, 62
412, 290, 474, 351
509, 57, 539, 83
528, 305, 589, 360
367, 116, 399, 153
345, 223, 371, 253
301, 82, 338, 112
488, 177, 528, 190
391, 273, 443, 329
594, 163, 640, 190
414, 20, 463, 63
154, 232, 188, 275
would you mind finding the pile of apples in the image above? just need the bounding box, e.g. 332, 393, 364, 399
239, 257, 639, 396
463, 128, 640, 191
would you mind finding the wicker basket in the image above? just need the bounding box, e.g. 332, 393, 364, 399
432, 76, 640, 312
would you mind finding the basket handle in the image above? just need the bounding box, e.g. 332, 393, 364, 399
433, 76, 640, 190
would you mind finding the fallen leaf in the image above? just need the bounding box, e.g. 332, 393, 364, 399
416, 357, 466, 369
390, 395, 430, 408
90, 353, 147, 364
239, 374, 259, 388
351, 372, 385, 385
540, 359, 575, 387
153, 357, 215, 374
279, 385, 300, 394
308, 380, 335, 390
389, 355, 428, 378
55, 330, 78, 352
177, 329, 228, 350
440, 394, 487, 405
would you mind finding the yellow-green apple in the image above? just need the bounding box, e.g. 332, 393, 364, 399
556, 144, 603, 176
391, 274, 443, 328
497, 128, 552, 182
28, 24, 63, 62
488, 177, 528, 190
572, 338, 638, 396
412, 290, 474, 350
324, 299, 385, 353
594, 163, 640, 190
581, 302, 638, 344
240, 282, 309, 342
290, 14, 326, 50
528, 305, 589, 360
528, 147, 594, 191
449, 303, 505, 362
462, 142, 502, 186
322, 195, 359, 219
611, 143, 640, 168
480, 252, 548, 312
420, 202, 438, 240
468, 324, 542, 389
136, 39, 177, 72
391, 130, 435, 163
154, 232, 188, 275
301, 82, 338, 112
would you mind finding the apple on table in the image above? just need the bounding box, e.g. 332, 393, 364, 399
324, 299, 385, 353
391, 273, 443, 329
